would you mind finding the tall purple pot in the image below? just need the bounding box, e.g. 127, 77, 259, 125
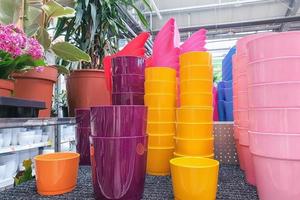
90, 136, 148, 200
90, 106, 147, 137
75, 108, 90, 128
112, 56, 145, 75
76, 127, 91, 165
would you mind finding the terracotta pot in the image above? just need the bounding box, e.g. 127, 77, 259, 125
67, 70, 111, 117
0, 79, 14, 97
13, 66, 58, 117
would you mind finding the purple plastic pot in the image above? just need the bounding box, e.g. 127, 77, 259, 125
75, 127, 91, 165
90, 105, 147, 137
112, 92, 144, 105
112, 74, 145, 93
112, 56, 145, 75
90, 135, 148, 200
75, 108, 90, 128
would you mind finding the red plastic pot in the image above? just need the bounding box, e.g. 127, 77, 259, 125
13, 66, 57, 117
67, 70, 111, 116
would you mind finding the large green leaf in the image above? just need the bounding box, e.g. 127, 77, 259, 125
36, 27, 51, 50
56, 65, 69, 74
24, 5, 42, 37
42, 0, 75, 18
0, 0, 21, 24
51, 42, 91, 62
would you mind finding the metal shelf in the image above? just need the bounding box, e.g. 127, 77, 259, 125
0, 117, 76, 129
0, 141, 51, 154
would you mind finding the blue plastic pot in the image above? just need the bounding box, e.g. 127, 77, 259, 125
217, 100, 226, 121
224, 101, 233, 121
224, 87, 233, 101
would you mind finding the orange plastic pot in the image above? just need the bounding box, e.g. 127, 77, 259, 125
0, 79, 14, 97
179, 52, 212, 66
67, 70, 111, 116
173, 152, 214, 159
13, 66, 57, 117
34, 152, 80, 196
147, 147, 174, 176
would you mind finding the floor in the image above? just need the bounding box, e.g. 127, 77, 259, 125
0, 165, 258, 200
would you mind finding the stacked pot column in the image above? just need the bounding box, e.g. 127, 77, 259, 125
175, 52, 214, 158
144, 67, 176, 176
89, 56, 148, 200
247, 32, 300, 200
235, 37, 257, 186
75, 108, 91, 165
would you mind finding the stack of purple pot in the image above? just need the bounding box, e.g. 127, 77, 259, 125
111, 56, 145, 105
90, 106, 148, 200
75, 108, 91, 165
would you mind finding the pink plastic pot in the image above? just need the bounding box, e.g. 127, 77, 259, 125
233, 125, 245, 170
247, 31, 300, 62
236, 55, 248, 75
248, 57, 300, 84
248, 82, 300, 108
233, 110, 238, 122
249, 131, 300, 200
249, 108, 300, 133
238, 127, 249, 146
236, 110, 248, 127
237, 73, 247, 92
249, 131, 300, 159
240, 144, 256, 186
237, 91, 248, 110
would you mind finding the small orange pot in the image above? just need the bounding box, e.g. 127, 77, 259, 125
0, 79, 14, 96
67, 69, 111, 116
34, 152, 80, 196
13, 66, 57, 117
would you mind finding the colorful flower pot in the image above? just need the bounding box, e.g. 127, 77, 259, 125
145, 80, 176, 94
112, 56, 145, 75
174, 137, 214, 156
112, 74, 145, 93
0, 79, 14, 97
75, 108, 90, 128
180, 79, 212, 93
176, 107, 213, 123
144, 94, 176, 107
147, 108, 176, 122
146, 147, 174, 176
179, 52, 212, 66
145, 67, 176, 82
75, 127, 91, 165
180, 66, 213, 81
176, 123, 213, 139
112, 92, 144, 105
180, 93, 213, 107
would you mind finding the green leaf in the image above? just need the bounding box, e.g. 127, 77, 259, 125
51, 42, 91, 62
0, 0, 21, 24
42, 0, 75, 18
36, 27, 51, 50
56, 65, 70, 74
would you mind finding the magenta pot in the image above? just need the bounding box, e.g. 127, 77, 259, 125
76, 127, 91, 165
112, 92, 144, 105
90, 105, 147, 137
112, 56, 145, 75
75, 108, 90, 128
90, 136, 148, 200
112, 74, 145, 93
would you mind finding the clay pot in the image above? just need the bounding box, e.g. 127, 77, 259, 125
66, 70, 111, 117
0, 79, 14, 97
13, 66, 57, 117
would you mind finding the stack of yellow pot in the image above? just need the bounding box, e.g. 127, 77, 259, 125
145, 67, 177, 175
175, 52, 214, 158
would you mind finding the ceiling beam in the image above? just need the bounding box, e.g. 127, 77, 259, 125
144, 0, 277, 16
279, 0, 300, 31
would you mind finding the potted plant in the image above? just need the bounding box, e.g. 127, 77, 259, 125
0, 24, 45, 96
8, 0, 91, 117
54, 0, 151, 116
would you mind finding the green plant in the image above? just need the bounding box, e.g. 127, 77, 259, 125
54, 0, 151, 69
14, 159, 34, 186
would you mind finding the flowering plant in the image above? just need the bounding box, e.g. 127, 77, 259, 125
0, 24, 45, 79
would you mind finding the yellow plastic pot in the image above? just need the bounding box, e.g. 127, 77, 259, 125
175, 137, 214, 156
180, 79, 213, 93
170, 157, 219, 200
145, 94, 176, 107
176, 123, 213, 139
147, 122, 176, 135
147, 108, 176, 122
173, 152, 214, 159
145, 81, 176, 94
148, 134, 175, 147
179, 52, 212, 66
177, 107, 213, 123
145, 67, 176, 82
147, 147, 174, 176
180, 66, 213, 81
180, 93, 213, 107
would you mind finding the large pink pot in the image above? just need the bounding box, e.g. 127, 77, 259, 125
249, 108, 300, 133
249, 131, 300, 200
237, 73, 247, 92
237, 91, 248, 109
247, 32, 300, 62
240, 144, 256, 186
233, 125, 245, 170
236, 109, 248, 127
248, 57, 300, 84
248, 82, 300, 108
